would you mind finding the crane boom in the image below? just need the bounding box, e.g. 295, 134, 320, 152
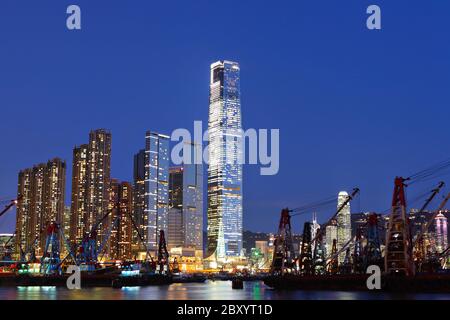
0, 195, 22, 218
413, 191, 450, 247
310, 188, 359, 248
418, 181, 445, 213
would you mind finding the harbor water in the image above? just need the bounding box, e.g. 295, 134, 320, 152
0, 280, 450, 300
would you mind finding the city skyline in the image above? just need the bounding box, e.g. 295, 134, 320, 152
1, 1, 450, 235
2, 0, 450, 304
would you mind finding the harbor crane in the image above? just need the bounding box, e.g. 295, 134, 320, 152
270, 188, 360, 275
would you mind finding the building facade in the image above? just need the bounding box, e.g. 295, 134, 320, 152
69, 144, 88, 245
69, 130, 111, 253
435, 212, 448, 253
86, 129, 112, 248
62, 206, 71, 254
108, 180, 133, 260
207, 60, 243, 263
132, 149, 146, 254
167, 142, 203, 253
143, 131, 170, 253
336, 191, 351, 263
15, 158, 66, 257
325, 219, 338, 258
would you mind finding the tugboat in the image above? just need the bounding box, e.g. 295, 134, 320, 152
112, 230, 174, 288
112, 260, 172, 288
172, 272, 207, 283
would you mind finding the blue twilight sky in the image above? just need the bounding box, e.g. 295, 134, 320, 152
1, 0, 450, 234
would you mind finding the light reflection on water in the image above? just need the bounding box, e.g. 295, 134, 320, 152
2, 281, 450, 300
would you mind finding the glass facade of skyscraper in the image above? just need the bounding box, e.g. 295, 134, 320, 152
337, 191, 351, 263
144, 131, 170, 253
168, 142, 203, 252
207, 60, 243, 261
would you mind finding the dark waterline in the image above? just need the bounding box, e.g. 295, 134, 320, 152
1, 281, 450, 300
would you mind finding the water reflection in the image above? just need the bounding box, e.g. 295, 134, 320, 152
1, 281, 450, 300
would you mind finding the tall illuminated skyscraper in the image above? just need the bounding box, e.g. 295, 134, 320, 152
207, 60, 243, 262
336, 191, 351, 263
435, 212, 448, 253
144, 131, 170, 253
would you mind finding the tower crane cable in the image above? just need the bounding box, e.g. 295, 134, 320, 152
407, 158, 450, 185
290, 195, 338, 213
377, 183, 442, 216
290, 200, 337, 217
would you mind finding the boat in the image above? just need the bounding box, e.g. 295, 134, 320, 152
111, 273, 173, 288
172, 273, 207, 283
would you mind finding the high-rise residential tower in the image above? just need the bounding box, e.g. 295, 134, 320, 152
85, 129, 112, 247
15, 158, 66, 257
16, 168, 32, 255
167, 142, 203, 252
69, 130, 111, 251
143, 131, 170, 253
69, 144, 88, 245
336, 191, 351, 263
108, 180, 133, 260
207, 60, 243, 262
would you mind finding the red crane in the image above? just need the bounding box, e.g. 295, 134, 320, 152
385, 177, 414, 276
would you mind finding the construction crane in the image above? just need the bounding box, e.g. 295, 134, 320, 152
58, 203, 156, 273
270, 208, 296, 275
363, 213, 383, 271
321, 179, 446, 276
385, 177, 414, 276
270, 188, 360, 276
0, 197, 20, 218
0, 196, 22, 262
157, 230, 170, 275
327, 239, 338, 274
40, 222, 62, 275
413, 191, 450, 272
352, 227, 364, 274
298, 222, 313, 275
310, 188, 360, 272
